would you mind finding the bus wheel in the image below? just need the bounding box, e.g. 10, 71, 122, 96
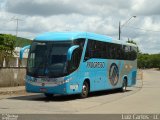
44, 93, 54, 98
121, 79, 127, 92
80, 81, 89, 98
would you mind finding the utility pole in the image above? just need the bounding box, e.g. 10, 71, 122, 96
15, 18, 19, 37
118, 16, 136, 40
11, 18, 23, 37
119, 21, 121, 40
11, 17, 23, 68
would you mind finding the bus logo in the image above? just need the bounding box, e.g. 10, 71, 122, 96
109, 63, 119, 86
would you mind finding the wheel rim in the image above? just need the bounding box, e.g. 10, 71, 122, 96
123, 84, 126, 91
122, 80, 127, 91
82, 83, 88, 96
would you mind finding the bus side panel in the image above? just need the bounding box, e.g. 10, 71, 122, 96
80, 58, 107, 92
121, 60, 137, 87
67, 59, 137, 94
65, 71, 83, 95
106, 59, 124, 89
127, 69, 137, 86
79, 59, 125, 92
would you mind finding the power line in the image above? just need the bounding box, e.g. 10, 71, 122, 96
126, 26, 160, 33
119, 16, 136, 40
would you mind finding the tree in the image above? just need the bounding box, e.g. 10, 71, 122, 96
0, 34, 16, 67
126, 39, 160, 69
127, 39, 137, 45
137, 53, 160, 69
127, 39, 140, 53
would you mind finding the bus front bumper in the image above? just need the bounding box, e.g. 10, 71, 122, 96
25, 81, 68, 95
25, 81, 81, 95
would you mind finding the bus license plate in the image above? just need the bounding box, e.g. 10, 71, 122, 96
40, 88, 47, 92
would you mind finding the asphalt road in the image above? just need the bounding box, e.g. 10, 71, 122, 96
0, 69, 159, 114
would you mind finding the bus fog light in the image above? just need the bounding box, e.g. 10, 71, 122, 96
70, 85, 78, 90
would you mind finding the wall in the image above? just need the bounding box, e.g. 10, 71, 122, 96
1, 58, 27, 67
0, 68, 26, 87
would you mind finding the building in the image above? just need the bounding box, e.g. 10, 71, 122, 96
2, 47, 29, 67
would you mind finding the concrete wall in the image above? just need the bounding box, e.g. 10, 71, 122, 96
1, 58, 27, 67
0, 68, 26, 87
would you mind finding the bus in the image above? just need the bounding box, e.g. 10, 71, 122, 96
20, 32, 137, 98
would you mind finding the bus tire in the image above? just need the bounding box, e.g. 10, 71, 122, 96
80, 81, 89, 98
121, 79, 127, 92
44, 93, 54, 98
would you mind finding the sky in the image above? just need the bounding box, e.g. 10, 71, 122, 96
0, 0, 160, 54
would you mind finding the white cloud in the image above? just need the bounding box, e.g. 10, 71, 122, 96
132, 0, 160, 16
0, 0, 160, 53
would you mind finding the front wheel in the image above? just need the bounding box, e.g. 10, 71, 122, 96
80, 81, 89, 98
44, 93, 54, 98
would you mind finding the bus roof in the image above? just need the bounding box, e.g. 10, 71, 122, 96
35, 32, 112, 41
34, 32, 137, 47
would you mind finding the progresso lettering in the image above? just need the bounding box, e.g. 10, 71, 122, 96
87, 62, 105, 68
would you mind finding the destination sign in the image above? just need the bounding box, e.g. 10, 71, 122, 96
87, 62, 105, 68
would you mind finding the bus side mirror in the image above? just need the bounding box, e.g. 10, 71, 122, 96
19, 45, 31, 60
67, 45, 79, 61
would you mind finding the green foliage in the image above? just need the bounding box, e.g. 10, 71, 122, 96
138, 53, 160, 69
0, 34, 32, 67
127, 39, 160, 69
0, 34, 16, 67
127, 39, 137, 45
15, 37, 32, 47
127, 39, 140, 53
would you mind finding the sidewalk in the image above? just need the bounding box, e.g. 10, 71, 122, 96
0, 86, 25, 95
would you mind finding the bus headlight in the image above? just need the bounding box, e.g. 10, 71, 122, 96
65, 77, 72, 83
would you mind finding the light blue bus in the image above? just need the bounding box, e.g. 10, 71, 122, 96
20, 32, 137, 98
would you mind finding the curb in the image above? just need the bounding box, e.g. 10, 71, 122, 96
0, 86, 26, 95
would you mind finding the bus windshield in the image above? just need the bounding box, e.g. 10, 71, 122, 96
27, 41, 72, 77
